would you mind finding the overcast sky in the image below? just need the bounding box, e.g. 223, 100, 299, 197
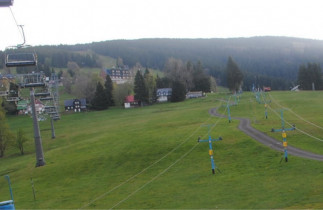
1, 0, 323, 50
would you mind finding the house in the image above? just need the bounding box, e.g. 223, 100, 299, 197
17, 99, 29, 115
64, 99, 87, 112
27, 99, 45, 115
102, 67, 132, 84
186, 91, 203, 99
124, 95, 139, 108
0, 74, 14, 96
157, 88, 172, 102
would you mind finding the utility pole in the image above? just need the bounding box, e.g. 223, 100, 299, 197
271, 110, 295, 162
198, 125, 222, 174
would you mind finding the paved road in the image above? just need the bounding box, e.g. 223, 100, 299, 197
209, 108, 323, 161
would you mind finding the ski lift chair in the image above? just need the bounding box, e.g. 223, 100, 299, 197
5, 24, 37, 68
6, 53, 37, 67
0, 0, 13, 7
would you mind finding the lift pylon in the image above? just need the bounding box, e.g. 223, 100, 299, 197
198, 125, 222, 174
271, 110, 295, 162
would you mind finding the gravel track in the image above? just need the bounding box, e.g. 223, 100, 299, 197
209, 108, 323, 161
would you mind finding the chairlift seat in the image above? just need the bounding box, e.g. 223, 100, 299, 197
39, 97, 53, 101
0, 0, 13, 7
6, 53, 37, 67
0, 200, 14, 209
47, 111, 58, 115
6, 97, 19, 102
34, 92, 50, 97
20, 83, 45, 88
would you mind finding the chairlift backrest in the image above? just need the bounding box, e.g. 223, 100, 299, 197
6, 53, 37, 67
0, 0, 13, 7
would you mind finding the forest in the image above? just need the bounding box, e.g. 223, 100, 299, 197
2, 36, 323, 90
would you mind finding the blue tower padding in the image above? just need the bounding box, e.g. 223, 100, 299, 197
198, 125, 222, 174
271, 110, 295, 162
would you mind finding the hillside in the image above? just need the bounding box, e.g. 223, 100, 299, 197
0, 91, 323, 209
2, 36, 323, 89
79, 37, 323, 82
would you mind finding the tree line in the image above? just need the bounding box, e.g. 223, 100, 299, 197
3, 36, 323, 90
297, 63, 323, 90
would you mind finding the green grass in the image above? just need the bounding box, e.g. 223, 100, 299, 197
0, 92, 322, 209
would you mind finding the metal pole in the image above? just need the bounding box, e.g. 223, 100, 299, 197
208, 136, 216, 174
30, 88, 45, 167
227, 105, 231, 123
50, 118, 55, 139
280, 110, 285, 129
5, 175, 14, 201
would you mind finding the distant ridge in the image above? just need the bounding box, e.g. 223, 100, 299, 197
3, 36, 323, 89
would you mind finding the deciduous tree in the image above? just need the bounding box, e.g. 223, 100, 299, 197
15, 128, 29, 155
0, 98, 14, 157
144, 68, 157, 104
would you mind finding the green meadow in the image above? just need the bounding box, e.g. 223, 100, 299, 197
0, 91, 322, 209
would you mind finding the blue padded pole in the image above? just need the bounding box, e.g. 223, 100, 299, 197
5, 175, 14, 201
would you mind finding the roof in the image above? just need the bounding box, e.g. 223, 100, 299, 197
0, 74, 14, 79
157, 88, 172, 96
124, 95, 135, 103
17, 100, 29, 110
64, 99, 86, 107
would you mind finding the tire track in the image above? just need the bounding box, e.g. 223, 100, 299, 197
209, 108, 323, 161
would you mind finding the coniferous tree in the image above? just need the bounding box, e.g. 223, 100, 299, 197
134, 70, 148, 104
91, 82, 108, 110
226, 56, 243, 92
192, 61, 211, 92
171, 80, 186, 102
104, 75, 114, 106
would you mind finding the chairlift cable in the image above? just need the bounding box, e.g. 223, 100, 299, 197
79, 99, 226, 209
269, 93, 323, 131
109, 143, 200, 209
108, 101, 227, 209
267, 104, 323, 142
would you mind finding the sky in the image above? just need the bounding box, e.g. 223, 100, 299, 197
1, 0, 323, 50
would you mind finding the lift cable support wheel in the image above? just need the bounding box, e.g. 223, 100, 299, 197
271, 109, 296, 162
198, 124, 223, 175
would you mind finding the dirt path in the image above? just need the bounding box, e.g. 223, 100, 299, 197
209, 108, 323, 161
